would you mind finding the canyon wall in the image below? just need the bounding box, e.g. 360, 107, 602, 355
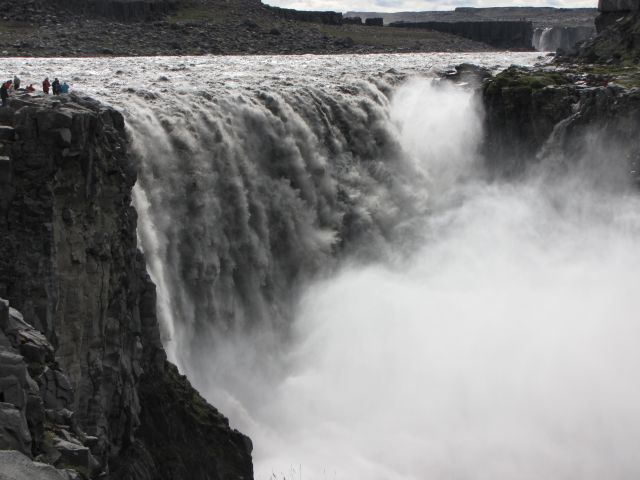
389, 20, 534, 49
264, 5, 343, 25
0, 94, 253, 479
482, 67, 640, 178
596, 0, 640, 32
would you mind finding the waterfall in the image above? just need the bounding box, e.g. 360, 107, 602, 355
533, 26, 596, 52
127, 60, 640, 479
533, 27, 552, 51
129, 71, 432, 374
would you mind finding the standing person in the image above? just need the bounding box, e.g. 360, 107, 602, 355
43, 77, 51, 94
60, 81, 69, 94
13, 75, 20, 90
52, 78, 60, 95
0, 81, 9, 107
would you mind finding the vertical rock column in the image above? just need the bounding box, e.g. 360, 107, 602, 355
0, 94, 254, 479
0, 125, 15, 228
0, 94, 149, 470
596, 0, 640, 32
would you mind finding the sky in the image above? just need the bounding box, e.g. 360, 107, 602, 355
264, 0, 597, 13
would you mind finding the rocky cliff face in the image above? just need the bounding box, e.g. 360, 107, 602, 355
598, 0, 639, 13
482, 66, 640, 179
389, 21, 534, 49
484, 0, 640, 171
0, 94, 253, 479
264, 5, 343, 25
581, 9, 640, 62
51, 0, 178, 21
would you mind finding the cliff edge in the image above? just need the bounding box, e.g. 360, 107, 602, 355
0, 93, 253, 479
480, 0, 640, 177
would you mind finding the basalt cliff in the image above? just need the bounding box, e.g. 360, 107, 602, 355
0, 2, 639, 480
482, 1, 640, 178
0, 94, 253, 479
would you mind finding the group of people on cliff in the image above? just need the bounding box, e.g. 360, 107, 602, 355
1, 75, 71, 107
42, 77, 70, 95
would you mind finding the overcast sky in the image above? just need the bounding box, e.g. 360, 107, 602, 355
264, 0, 596, 12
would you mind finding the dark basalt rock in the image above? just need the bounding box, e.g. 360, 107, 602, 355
389, 20, 534, 49
579, 10, 640, 62
482, 67, 576, 175
264, 5, 343, 25
0, 450, 76, 480
365, 17, 384, 27
112, 362, 253, 480
444, 63, 492, 87
0, 93, 253, 479
0, 298, 96, 476
482, 66, 640, 177
343, 16, 363, 25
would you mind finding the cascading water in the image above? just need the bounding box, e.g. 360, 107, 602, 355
532, 26, 595, 52
130, 60, 640, 480
3, 53, 639, 479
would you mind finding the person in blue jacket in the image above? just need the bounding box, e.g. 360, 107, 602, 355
60, 82, 70, 94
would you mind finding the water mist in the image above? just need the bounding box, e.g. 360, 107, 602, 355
211, 80, 640, 480
129, 66, 640, 479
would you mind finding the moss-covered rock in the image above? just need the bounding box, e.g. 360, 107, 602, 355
482, 64, 640, 178
482, 67, 578, 175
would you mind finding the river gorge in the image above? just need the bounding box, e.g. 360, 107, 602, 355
1, 51, 639, 479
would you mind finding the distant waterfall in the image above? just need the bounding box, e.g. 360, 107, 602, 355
533, 26, 595, 52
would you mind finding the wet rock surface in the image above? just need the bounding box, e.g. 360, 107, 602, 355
0, 93, 253, 478
0, 297, 97, 477
482, 65, 640, 177
0, 450, 76, 480
580, 10, 640, 62
482, 0, 640, 177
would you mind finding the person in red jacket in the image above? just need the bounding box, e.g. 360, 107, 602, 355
43, 77, 51, 94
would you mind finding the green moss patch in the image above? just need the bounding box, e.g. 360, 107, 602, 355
485, 67, 570, 96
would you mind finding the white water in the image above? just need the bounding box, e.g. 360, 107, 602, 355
3, 53, 639, 479
217, 79, 640, 480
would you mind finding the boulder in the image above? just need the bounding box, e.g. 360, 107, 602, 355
445, 63, 492, 86
0, 401, 31, 453
52, 436, 99, 474
40, 367, 74, 410
1, 305, 54, 366
0, 450, 71, 480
